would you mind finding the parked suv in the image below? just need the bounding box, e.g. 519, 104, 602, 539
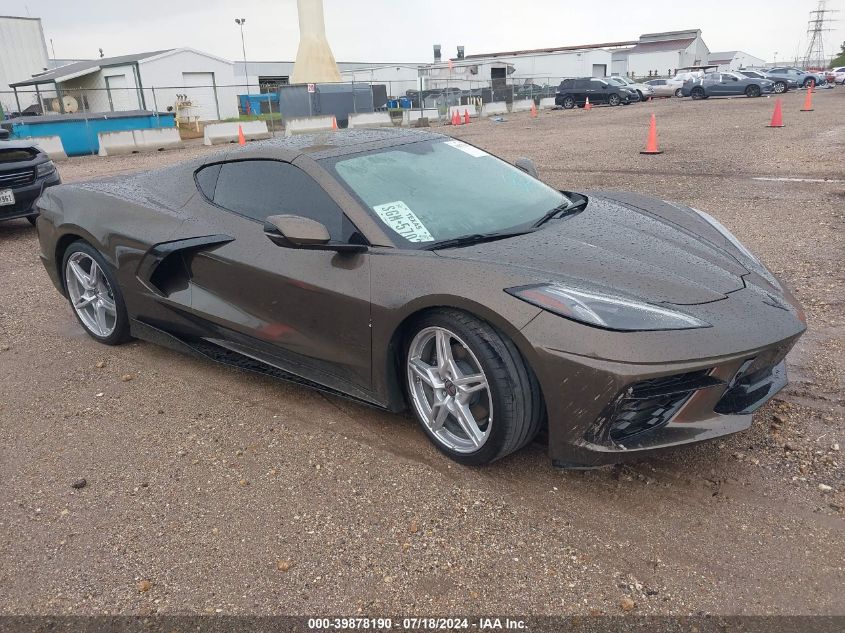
606, 75, 654, 101
0, 140, 61, 225
767, 67, 826, 88
555, 78, 634, 108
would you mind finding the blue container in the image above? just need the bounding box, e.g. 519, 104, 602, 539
238, 93, 279, 115
398, 97, 412, 109
9, 110, 176, 157
387, 99, 399, 109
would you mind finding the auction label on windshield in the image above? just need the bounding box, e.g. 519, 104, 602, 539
444, 139, 488, 158
373, 201, 435, 243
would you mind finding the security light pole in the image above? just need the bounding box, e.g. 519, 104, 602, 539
235, 18, 250, 94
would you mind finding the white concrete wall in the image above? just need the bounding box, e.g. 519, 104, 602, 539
140, 49, 239, 120
0, 16, 50, 114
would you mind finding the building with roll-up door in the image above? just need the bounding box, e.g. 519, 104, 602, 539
8, 48, 239, 121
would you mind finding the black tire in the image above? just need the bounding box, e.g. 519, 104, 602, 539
608, 93, 621, 106
636, 90, 644, 102
773, 81, 787, 94
403, 309, 544, 466
691, 87, 706, 100
562, 96, 575, 109
61, 240, 132, 346
802, 78, 814, 88
674, 88, 683, 98
745, 84, 761, 98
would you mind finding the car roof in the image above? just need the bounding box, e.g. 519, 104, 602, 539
207, 128, 443, 163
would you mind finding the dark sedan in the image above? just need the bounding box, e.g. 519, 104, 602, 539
34, 129, 805, 467
682, 72, 774, 99
1, 139, 61, 224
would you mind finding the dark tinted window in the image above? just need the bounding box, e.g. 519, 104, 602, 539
195, 164, 221, 200
590, 79, 606, 89
573, 79, 590, 89
211, 160, 354, 241
560, 79, 574, 89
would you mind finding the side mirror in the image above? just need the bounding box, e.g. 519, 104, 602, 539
263, 215, 366, 254
514, 157, 539, 179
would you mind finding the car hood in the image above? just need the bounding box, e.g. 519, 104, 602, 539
433, 191, 750, 306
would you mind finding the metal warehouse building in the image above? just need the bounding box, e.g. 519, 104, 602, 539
9, 48, 240, 121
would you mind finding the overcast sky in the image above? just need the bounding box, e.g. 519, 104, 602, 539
2, 0, 843, 64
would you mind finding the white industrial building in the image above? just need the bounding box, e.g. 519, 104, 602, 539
708, 51, 767, 72
0, 15, 50, 115
419, 29, 716, 88
10, 48, 240, 121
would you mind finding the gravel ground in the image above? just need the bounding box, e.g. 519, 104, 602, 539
0, 89, 842, 617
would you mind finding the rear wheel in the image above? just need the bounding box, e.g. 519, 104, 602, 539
745, 84, 761, 97
404, 310, 543, 465
674, 88, 683, 97
608, 93, 621, 106
802, 78, 815, 88
562, 95, 575, 109
773, 81, 787, 94
62, 241, 131, 345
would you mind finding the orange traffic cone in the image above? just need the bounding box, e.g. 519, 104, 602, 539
640, 113, 663, 155
767, 99, 784, 127
237, 124, 246, 146
464, 109, 471, 124
801, 86, 814, 112
530, 101, 538, 118
331, 116, 338, 130
451, 110, 458, 125
583, 97, 592, 111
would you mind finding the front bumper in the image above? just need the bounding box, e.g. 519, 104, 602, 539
520, 284, 806, 467
0, 171, 61, 222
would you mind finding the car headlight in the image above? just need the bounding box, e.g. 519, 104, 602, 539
506, 284, 710, 331
691, 207, 782, 290
36, 160, 56, 178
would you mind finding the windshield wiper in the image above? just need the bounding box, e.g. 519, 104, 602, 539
532, 197, 588, 228
424, 230, 535, 251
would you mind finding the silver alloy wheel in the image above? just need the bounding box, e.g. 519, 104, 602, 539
64, 252, 118, 338
407, 327, 493, 453
773, 82, 786, 94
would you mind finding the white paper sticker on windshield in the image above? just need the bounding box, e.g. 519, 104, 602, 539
443, 139, 488, 158
373, 201, 435, 243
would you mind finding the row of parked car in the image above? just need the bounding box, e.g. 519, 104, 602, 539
553, 65, 841, 108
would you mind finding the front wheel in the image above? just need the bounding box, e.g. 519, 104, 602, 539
674, 88, 683, 97
562, 96, 575, 109
745, 85, 761, 97
691, 87, 706, 100
773, 81, 787, 94
404, 310, 544, 465
803, 78, 815, 88
62, 241, 132, 345
608, 93, 621, 106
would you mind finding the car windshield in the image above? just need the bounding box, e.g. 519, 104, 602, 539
321, 139, 569, 248
607, 77, 625, 86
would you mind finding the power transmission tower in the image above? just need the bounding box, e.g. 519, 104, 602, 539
803, 0, 838, 69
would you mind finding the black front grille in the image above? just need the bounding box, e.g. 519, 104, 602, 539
0, 168, 36, 188
589, 370, 725, 444
715, 360, 787, 415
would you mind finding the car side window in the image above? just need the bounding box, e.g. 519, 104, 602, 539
195, 164, 221, 200
590, 79, 606, 89
207, 160, 358, 242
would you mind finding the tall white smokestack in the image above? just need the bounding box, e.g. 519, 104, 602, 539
290, 0, 342, 84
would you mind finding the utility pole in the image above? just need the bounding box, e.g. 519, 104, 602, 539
235, 18, 250, 94
803, 0, 838, 69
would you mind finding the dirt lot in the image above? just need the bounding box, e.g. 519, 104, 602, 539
0, 90, 843, 617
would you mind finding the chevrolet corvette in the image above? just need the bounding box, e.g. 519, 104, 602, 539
35, 129, 805, 467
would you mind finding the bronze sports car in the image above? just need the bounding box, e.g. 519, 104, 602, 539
35, 129, 805, 467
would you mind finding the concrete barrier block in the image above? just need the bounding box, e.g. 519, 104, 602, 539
283, 116, 336, 137
480, 102, 508, 117
133, 128, 183, 152
347, 112, 393, 129
25, 135, 67, 161
204, 120, 271, 145
512, 100, 534, 113
97, 131, 137, 156
539, 97, 557, 110
402, 109, 440, 126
